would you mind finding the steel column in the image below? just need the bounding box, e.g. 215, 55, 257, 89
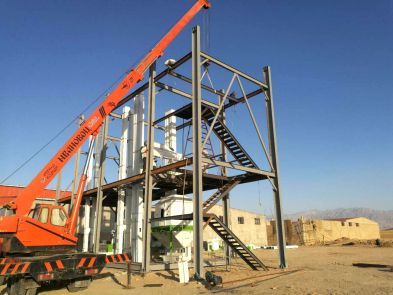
93, 118, 108, 253
264, 66, 287, 268
142, 62, 156, 272
192, 26, 204, 277
200, 52, 268, 89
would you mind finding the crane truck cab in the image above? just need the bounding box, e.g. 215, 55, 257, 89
28, 204, 68, 227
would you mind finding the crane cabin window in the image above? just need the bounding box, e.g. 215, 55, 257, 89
51, 208, 67, 226
39, 208, 49, 223
0, 207, 15, 217
28, 208, 40, 219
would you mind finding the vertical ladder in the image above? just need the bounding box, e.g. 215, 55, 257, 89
206, 213, 268, 270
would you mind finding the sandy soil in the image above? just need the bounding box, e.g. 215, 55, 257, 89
23, 244, 392, 295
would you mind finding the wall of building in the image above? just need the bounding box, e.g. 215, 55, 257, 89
267, 220, 299, 246
205, 205, 268, 248
267, 217, 381, 246
300, 217, 380, 245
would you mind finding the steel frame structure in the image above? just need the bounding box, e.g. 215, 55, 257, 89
64, 25, 287, 274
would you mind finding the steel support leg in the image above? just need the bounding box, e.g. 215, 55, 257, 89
264, 66, 287, 268
93, 118, 108, 253
192, 26, 204, 277
142, 62, 156, 272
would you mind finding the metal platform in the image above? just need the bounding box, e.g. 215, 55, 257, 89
61, 157, 269, 208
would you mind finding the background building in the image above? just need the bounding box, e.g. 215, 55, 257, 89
205, 205, 268, 249
268, 217, 381, 246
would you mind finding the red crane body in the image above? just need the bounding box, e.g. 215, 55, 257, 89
0, 0, 210, 255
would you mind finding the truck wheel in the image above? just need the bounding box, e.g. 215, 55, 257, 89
66, 277, 92, 293
6, 278, 39, 295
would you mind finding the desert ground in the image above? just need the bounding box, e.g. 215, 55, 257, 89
17, 240, 392, 295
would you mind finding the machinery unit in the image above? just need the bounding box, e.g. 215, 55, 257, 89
152, 196, 194, 263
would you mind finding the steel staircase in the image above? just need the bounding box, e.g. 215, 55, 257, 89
206, 213, 268, 270
202, 176, 243, 212
202, 108, 258, 169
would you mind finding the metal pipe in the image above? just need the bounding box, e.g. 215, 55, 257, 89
142, 62, 156, 272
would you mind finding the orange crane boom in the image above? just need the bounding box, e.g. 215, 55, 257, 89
0, 0, 210, 255
14, 0, 210, 216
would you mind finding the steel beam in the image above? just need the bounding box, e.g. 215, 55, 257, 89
117, 52, 192, 108
142, 62, 156, 272
192, 26, 204, 277
176, 119, 192, 131
168, 71, 239, 102
201, 158, 275, 178
155, 82, 219, 110
224, 88, 264, 110
82, 157, 193, 197
200, 52, 268, 89
264, 66, 287, 268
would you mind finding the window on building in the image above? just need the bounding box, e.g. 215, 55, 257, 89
255, 218, 261, 225
356, 223, 359, 227
219, 215, 224, 222
341, 222, 345, 226
237, 217, 244, 224
348, 222, 353, 227
161, 209, 165, 218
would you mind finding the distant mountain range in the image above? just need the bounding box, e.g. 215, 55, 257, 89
283, 208, 393, 230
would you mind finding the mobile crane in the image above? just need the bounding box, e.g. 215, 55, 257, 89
0, 1, 210, 294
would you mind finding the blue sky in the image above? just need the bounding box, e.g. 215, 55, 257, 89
0, 0, 392, 214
